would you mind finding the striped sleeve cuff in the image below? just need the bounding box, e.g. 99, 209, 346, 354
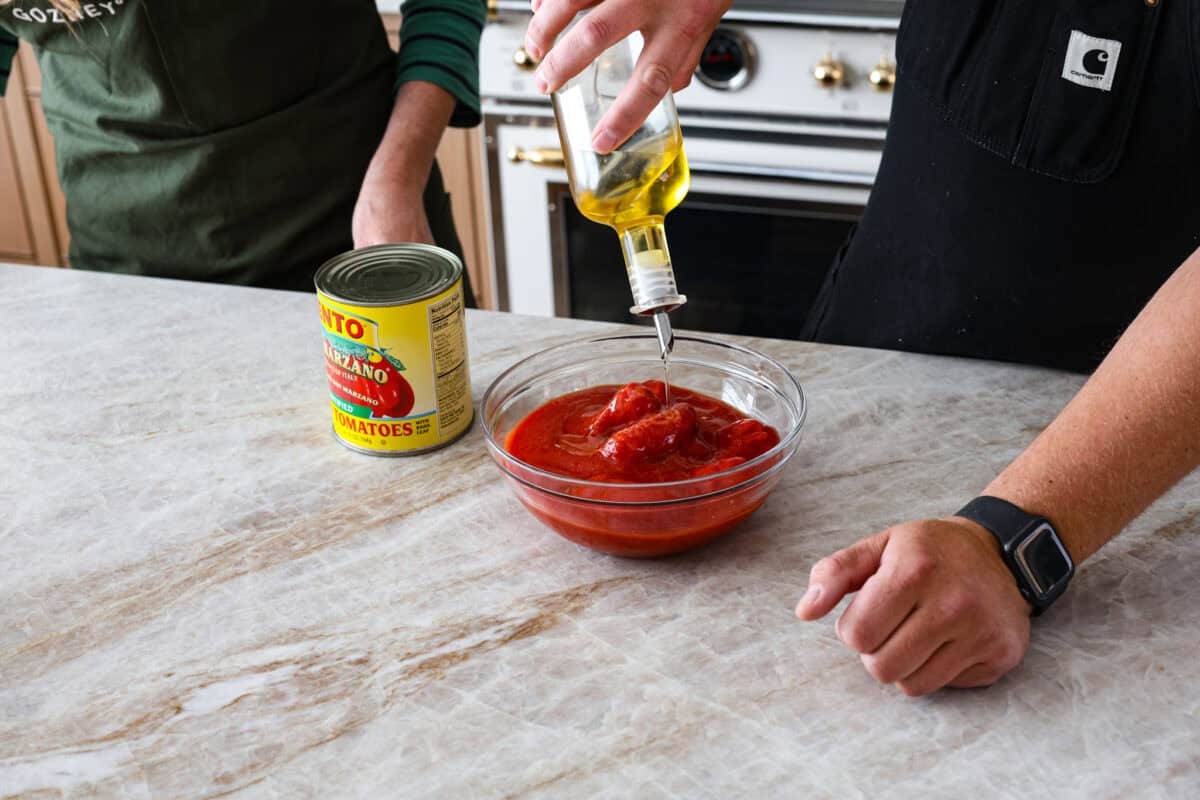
0, 32, 18, 97
395, 0, 485, 128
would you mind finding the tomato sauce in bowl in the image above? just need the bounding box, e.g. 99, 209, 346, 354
505, 381, 780, 484
484, 334, 805, 557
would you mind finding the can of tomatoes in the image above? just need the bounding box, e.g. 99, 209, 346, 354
314, 244, 473, 456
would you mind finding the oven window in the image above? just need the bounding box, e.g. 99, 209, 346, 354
554, 187, 861, 340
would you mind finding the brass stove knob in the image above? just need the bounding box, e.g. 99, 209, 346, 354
813, 53, 845, 88
868, 57, 896, 91
513, 47, 539, 72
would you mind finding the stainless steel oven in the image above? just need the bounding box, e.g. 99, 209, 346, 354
480, 1, 901, 339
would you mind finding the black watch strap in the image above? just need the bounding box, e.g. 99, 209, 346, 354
955, 496, 1074, 615
956, 496, 1035, 547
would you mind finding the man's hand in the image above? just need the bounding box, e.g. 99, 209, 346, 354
353, 80, 455, 249
353, 181, 435, 248
525, 0, 731, 152
796, 518, 1032, 697
794, 251, 1200, 697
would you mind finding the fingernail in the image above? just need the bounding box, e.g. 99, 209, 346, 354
801, 584, 822, 608
534, 73, 548, 94
525, 41, 542, 61
593, 129, 618, 153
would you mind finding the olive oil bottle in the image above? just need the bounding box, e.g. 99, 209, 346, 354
552, 34, 689, 363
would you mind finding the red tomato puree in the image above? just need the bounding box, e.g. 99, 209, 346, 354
502, 381, 783, 556
506, 381, 780, 483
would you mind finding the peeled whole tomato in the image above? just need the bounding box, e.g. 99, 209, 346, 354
506, 381, 780, 483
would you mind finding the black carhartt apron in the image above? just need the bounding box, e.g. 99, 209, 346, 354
1, 0, 473, 302
803, 0, 1200, 373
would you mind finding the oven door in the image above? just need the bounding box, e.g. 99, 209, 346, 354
487, 113, 880, 340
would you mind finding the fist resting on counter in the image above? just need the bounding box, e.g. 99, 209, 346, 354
796, 519, 1032, 697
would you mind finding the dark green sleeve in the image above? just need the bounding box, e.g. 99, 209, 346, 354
395, 0, 485, 128
0, 30, 18, 97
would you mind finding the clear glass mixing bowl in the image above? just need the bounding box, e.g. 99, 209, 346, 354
482, 334, 806, 557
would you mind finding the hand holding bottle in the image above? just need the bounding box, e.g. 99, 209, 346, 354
526, 0, 731, 152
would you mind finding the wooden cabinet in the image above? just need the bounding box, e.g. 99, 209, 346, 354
0, 44, 64, 266
21, 44, 69, 264
0, 15, 496, 308
434, 118, 495, 310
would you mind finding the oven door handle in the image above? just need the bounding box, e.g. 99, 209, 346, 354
688, 160, 876, 187
507, 146, 567, 168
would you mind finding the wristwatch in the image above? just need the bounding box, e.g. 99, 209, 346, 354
955, 496, 1075, 615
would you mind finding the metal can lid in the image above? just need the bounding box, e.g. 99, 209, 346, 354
313, 244, 463, 307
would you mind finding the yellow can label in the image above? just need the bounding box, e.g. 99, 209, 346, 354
318, 283, 472, 453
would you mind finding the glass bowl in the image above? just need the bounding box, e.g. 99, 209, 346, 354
481, 334, 806, 557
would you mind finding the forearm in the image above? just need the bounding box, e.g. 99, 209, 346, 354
362, 80, 456, 193
985, 247, 1200, 563
796, 246, 1200, 699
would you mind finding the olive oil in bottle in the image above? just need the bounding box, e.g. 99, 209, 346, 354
572, 133, 690, 231
551, 38, 690, 381
566, 130, 690, 351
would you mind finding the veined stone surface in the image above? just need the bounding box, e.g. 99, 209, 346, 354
0, 264, 1197, 799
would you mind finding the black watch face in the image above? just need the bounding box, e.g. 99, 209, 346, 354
1015, 523, 1073, 597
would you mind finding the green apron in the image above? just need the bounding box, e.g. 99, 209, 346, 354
1, 0, 470, 300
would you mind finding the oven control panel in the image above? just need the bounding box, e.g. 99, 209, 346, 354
480, 17, 897, 125
696, 28, 756, 91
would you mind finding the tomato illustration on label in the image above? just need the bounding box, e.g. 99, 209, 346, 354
323, 337, 415, 419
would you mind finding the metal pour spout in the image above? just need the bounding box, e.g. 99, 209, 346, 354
653, 310, 675, 359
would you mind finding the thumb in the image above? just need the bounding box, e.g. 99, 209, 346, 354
795, 530, 890, 621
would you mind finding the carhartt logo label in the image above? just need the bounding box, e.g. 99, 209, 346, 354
1062, 30, 1121, 92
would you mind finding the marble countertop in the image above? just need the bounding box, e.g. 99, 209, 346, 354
1, 264, 1197, 799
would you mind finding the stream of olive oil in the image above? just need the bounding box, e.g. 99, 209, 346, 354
663, 350, 672, 406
